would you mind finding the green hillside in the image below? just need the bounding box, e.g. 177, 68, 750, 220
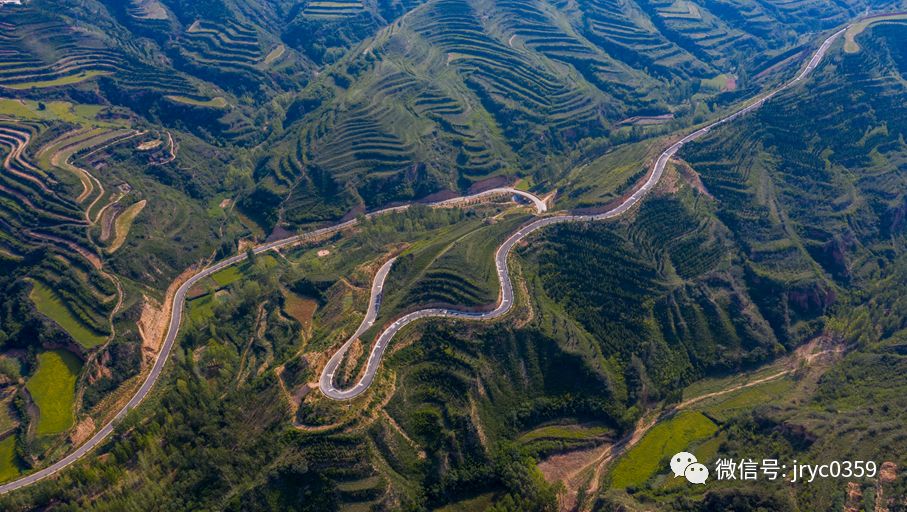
1, 0, 907, 510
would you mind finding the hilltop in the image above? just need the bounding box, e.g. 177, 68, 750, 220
1, 1, 907, 511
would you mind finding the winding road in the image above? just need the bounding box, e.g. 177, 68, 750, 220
0, 24, 848, 494
0, 187, 543, 494
318, 25, 849, 400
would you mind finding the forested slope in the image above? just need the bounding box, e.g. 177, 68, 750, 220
2, 0, 907, 510
245, 0, 902, 229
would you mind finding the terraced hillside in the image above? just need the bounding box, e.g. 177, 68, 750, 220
169, 18, 308, 97
0, 112, 126, 479
385, 212, 531, 311
4, 0, 900, 228
302, 0, 366, 18
585, 19, 907, 510
0, 119, 119, 348
248, 0, 906, 231
0, 0, 380, 145
0, 17, 120, 90
2, 0, 907, 510
0, 6, 200, 101
0, 93, 237, 485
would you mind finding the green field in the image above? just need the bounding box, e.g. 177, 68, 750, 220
0, 99, 108, 124
1, 71, 112, 90
844, 14, 907, 53
165, 95, 228, 108
518, 424, 610, 443
699, 73, 736, 92
29, 281, 107, 349
692, 378, 794, 423
107, 199, 147, 254
0, 395, 16, 434
609, 412, 718, 489
188, 294, 218, 325
26, 350, 82, 436
210, 254, 278, 288
0, 435, 20, 482
210, 266, 243, 287
681, 362, 787, 400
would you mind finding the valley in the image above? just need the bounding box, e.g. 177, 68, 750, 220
1, 0, 907, 510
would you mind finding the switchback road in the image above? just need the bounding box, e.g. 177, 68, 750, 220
0, 187, 543, 494
317, 25, 849, 400
0, 24, 848, 494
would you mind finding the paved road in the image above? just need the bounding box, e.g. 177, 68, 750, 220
0, 24, 848, 493
317, 25, 850, 401
0, 186, 543, 494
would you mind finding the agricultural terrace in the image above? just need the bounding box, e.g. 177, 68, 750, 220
25, 350, 82, 436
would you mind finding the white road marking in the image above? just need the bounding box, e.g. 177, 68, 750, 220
0, 23, 851, 494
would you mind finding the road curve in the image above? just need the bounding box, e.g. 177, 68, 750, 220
0, 187, 543, 494
317, 25, 849, 401
0, 25, 847, 494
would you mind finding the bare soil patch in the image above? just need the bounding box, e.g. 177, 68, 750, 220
69, 416, 95, 446
282, 289, 318, 331
137, 139, 162, 151
137, 266, 196, 361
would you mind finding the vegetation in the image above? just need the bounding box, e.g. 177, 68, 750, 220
164, 95, 228, 109
1, 0, 907, 510
0, 436, 20, 482
28, 282, 107, 349
1, 71, 113, 90
589, 21, 907, 510
25, 350, 81, 436
609, 412, 718, 489
384, 213, 530, 312
107, 199, 147, 254
843, 13, 907, 53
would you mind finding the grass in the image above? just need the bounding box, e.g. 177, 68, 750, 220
25, 350, 82, 436
235, 211, 266, 239
681, 362, 787, 400
337, 476, 381, 492
108, 199, 147, 253
1, 71, 112, 90
844, 14, 907, 53
263, 45, 286, 66
691, 378, 794, 423
0, 394, 17, 433
210, 254, 277, 287
513, 177, 533, 191
700, 73, 736, 92
188, 294, 218, 325
609, 412, 718, 489
0, 435, 20, 482
558, 139, 656, 210
165, 95, 228, 109
211, 267, 243, 287
29, 281, 107, 349
518, 424, 610, 443
0, 99, 110, 125
434, 492, 496, 511
282, 289, 318, 330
